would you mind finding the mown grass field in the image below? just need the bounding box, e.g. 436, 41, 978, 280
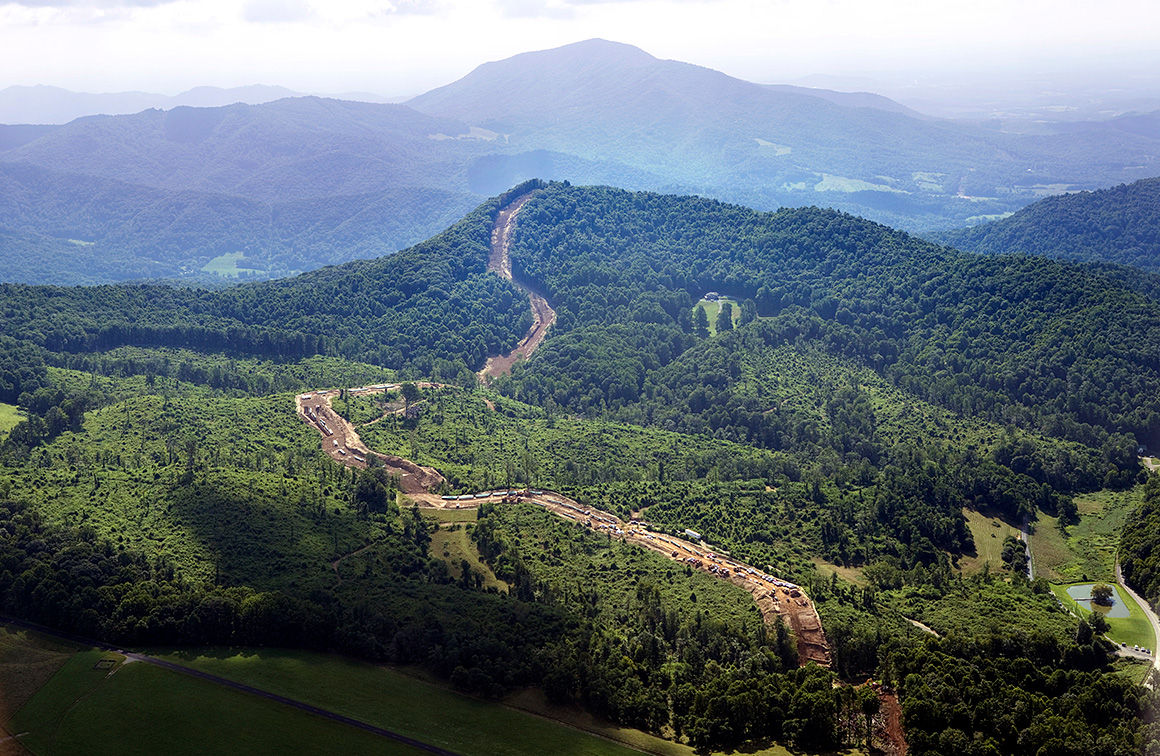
0, 626, 76, 752
1050, 583, 1156, 651
9, 650, 426, 756
151, 648, 695, 756
0, 402, 22, 439
959, 508, 1020, 575
1031, 488, 1143, 583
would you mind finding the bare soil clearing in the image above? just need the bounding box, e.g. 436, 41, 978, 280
295, 385, 445, 495
297, 382, 831, 667
479, 193, 557, 382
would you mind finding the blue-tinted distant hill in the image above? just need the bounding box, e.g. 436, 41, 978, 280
6, 40, 1160, 285
0, 97, 659, 284
408, 39, 1160, 231
935, 177, 1160, 273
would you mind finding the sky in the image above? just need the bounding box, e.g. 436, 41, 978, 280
1, 0, 1158, 97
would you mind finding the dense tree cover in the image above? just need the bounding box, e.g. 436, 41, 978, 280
936, 178, 1160, 273
0, 187, 536, 374
889, 632, 1141, 756
1119, 475, 1160, 607
503, 184, 1160, 454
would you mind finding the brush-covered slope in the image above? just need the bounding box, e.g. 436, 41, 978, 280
936, 177, 1160, 273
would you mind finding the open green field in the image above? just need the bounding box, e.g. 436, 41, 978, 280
201, 251, 261, 278
959, 508, 1020, 575
1032, 487, 1143, 583
430, 523, 507, 590
0, 402, 23, 439
152, 648, 769, 756
9, 650, 426, 756
0, 626, 76, 750
1050, 582, 1156, 651
695, 298, 739, 335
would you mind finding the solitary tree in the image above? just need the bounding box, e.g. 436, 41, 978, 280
401, 382, 421, 415
694, 306, 710, 338
1091, 583, 1114, 606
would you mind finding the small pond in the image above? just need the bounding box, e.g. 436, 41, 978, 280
1066, 583, 1131, 619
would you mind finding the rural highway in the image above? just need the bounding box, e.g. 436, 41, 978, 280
0, 615, 463, 756
1115, 560, 1160, 685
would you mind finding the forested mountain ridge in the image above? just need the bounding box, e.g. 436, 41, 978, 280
0, 185, 535, 382
0, 161, 479, 284
502, 184, 1160, 454
0, 180, 1154, 754
935, 176, 1160, 273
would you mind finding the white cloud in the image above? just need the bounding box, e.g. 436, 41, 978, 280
243, 0, 313, 23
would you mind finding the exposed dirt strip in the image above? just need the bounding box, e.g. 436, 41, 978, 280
295, 384, 831, 667
478, 192, 557, 382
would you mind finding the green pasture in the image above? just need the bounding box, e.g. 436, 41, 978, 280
151, 648, 681, 756
1050, 582, 1156, 651
10, 650, 423, 756
1032, 487, 1143, 583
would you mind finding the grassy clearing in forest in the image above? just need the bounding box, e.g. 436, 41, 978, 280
959, 508, 1019, 575
0, 403, 22, 438
429, 524, 507, 590
1032, 488, 1142, 583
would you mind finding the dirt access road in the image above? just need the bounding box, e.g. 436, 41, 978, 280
478, 192, 557, 382
295, 385, 445, 496
296, 383, 831, 666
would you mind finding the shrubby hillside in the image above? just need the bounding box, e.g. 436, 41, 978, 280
0, 182, 1155, 753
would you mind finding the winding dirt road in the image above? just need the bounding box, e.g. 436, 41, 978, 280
478, 193, 556, 382
296, 383, 831, 667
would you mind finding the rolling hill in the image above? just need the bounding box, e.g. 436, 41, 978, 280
5, 40, 1160, 285
0, 181, 1151, 754
935, 177, 1160, 273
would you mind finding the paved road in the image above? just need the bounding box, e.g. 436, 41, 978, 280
1115, 561, 1160, 686
0, 615, 462, 756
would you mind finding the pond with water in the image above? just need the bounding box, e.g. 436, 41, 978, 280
1066, 583, 1131, 619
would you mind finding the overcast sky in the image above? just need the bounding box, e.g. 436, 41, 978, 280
1, 0, 1157, 96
